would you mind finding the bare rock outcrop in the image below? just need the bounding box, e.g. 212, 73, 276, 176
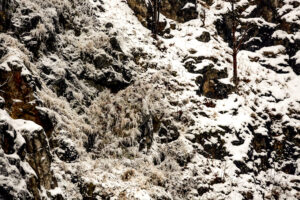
128, 0, 198, 34
0, 110, 61, 199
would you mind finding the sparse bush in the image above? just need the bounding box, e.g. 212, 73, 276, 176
88, 75, 168, 153
149, 172, 166, 187
121, 169, 135, 181
31, 22, 47, 41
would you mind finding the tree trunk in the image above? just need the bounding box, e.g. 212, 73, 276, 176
231, 1, 238, 85
153, 0, 157, 38
233, 51, 238, 84
157, 0, 160, 27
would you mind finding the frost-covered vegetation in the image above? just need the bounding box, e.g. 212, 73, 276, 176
0, 0, 299, 199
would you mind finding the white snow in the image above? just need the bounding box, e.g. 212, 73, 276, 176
292, 50, 300, 64
0, 0, 299, 199
182, 3, 195, 10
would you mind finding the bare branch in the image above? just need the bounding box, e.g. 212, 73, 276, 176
236, 26, 253, 52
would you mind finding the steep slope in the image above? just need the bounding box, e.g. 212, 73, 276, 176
0, 0, 299, 199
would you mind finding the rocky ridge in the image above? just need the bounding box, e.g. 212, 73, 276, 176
0, 0, 299, 199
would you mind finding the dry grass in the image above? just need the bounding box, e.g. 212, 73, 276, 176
121, 169, 135, 181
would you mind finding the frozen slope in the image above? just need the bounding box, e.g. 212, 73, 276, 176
0, 0, 299, 199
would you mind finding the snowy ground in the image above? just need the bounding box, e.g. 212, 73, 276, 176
0, 0, 299, 199
47, 0, 300, 199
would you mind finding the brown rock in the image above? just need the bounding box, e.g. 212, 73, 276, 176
127, 0, 198, 33
0, 62, 54, 136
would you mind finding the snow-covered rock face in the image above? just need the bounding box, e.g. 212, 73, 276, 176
160, 0, 198, 22
129, 0, 198, 23
215, 0, 300, 74
128, 0, 198, 35
0, 110, 60, 199
0, 0, 299, 199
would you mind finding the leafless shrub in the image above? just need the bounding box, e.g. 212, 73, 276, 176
121, 169, 135, 181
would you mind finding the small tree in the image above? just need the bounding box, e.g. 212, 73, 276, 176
148, 0, 160, 39
198, 0, 208, 27
229, 0, 251, 85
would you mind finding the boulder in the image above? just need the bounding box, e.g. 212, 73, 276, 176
105, 22, 113, 29
0, 121, 15, 154
79, 181, 97, 199
196, 31, 211, 43
52, 78, 68, 97
94, 69, 132, 93
110, 37, 122, 52
196, 66, 234, 99
93, 53, 113, 69
234, 160, 251, 174
197, 186, 210, 196
281, 163, 296, 175
194, 129, 229, 160
158, 124, 179, 143
56, 139, 79, 163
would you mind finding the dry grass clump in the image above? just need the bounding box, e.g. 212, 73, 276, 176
149, 172, 166, 187
89, 78, 167, 141
121, 169, 135, 181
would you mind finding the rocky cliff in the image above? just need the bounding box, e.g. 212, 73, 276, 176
0, 0, 299, 199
